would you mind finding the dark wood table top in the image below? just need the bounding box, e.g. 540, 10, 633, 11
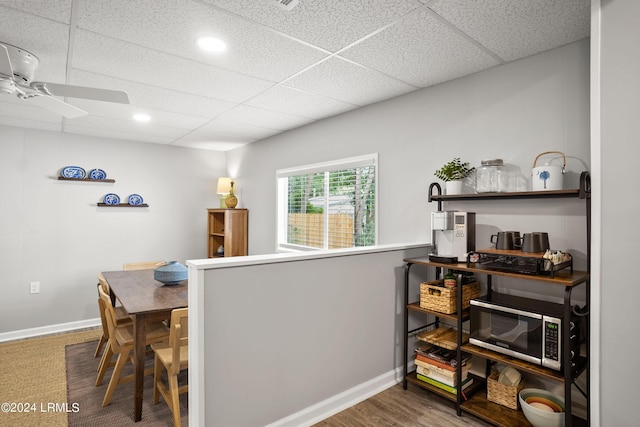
102, 269, 188, 314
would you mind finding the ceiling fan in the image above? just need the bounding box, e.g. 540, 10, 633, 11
0, 41, 129, 118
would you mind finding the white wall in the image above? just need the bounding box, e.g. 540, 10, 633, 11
0, 126, 226, 336
228, 39, 591, 257
598, 0, 640, 425
188, 244, 430, 427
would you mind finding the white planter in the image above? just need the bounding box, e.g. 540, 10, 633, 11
445, 180, 463, 195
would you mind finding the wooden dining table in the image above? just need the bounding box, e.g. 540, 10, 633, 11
101, 269, 188, 422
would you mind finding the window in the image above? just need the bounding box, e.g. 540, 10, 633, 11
277, 154, 377, 251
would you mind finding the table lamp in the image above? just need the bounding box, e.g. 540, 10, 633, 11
217, 177, 231, 208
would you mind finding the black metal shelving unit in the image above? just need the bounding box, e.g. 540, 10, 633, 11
402, 171, 590, 427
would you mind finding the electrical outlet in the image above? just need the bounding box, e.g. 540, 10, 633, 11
30, 281, 40, 294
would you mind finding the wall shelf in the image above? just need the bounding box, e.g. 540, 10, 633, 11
97, 203, 148, 207
428, 171, 590, 207
409, 257, 588, 287
430, 188, 580, 201
58, 177, 116, 183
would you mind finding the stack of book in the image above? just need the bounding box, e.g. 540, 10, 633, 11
414, 343, 473, 395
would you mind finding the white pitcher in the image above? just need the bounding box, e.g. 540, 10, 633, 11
531, 151, 565, 191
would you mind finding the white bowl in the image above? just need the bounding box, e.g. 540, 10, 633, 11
519, 388, 565, 427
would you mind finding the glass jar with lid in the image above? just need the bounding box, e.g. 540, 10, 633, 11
475, 159, 507, 193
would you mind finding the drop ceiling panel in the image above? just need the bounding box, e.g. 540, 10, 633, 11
76, 0, 328, 82
64, 124, 176, 145
193, 117, 282, 140
0, 97, 63, 125
71, 30, 275, 103
68, 70, 236, 119
173, 127, 256, 151
429, 0, 590, 62
246, 85, 358, 120
340, 8, 501, 88
172, 139, 250, 152
66, 98, 211, 130
0, 0, 72, 24
0, 115, 62, 131
64, 114, 191, 140
0, 6, 70, 83
203, 0, 425, 52
219, 105, 314, 131
283, 57, 416, 106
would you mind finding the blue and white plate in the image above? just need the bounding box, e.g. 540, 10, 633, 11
127, 194, 144, 206
61, 166, 86, 179
88, 168, 107, 180
103, 193, 120, 205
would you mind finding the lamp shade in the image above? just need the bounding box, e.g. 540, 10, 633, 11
217, 177, 232, 194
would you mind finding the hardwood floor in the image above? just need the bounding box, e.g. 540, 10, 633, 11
2, 329, 494, 426
312, 383, 493, 427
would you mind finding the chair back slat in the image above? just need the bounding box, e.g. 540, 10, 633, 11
123, 261, 166, 271
97, 297, 111, 340
168, 308, 188, 376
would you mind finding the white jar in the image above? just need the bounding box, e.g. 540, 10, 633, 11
476, 159, 507, 193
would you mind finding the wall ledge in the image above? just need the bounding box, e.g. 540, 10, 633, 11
187, 242, 431, 270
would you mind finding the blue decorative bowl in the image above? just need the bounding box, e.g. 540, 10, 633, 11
154, 261, 187, 285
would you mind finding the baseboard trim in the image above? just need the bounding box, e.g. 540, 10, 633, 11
264, 366, 404, 427
0, 318, 101, 343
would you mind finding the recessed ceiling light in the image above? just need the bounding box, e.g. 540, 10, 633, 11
133, 113, 151, 122
197, 36, 226, 53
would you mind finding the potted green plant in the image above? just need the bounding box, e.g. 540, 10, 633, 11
434, 158, 474, 194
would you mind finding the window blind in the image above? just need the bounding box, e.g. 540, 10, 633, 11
276, 154, 377, 251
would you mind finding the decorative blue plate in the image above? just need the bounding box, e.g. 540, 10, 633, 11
61, 166, 86, 179
88, 168, 107, 180
103, 193, 120, 205
127, 194, 144, 206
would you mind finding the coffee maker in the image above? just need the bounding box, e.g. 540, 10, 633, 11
430, 211, 476, 262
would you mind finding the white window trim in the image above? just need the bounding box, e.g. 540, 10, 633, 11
275, 153, 379, 253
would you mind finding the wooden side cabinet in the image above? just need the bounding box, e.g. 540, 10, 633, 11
207, 208, 248, 258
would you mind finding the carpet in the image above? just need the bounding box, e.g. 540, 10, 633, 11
65, 340, 188, 426
0, 329, 102, 427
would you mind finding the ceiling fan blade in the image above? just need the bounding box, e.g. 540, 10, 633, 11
23, 94, 88, 118
32, 82, 130, 104
0, 44, 13, 77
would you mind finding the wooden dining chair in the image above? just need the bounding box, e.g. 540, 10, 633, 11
123, 261, 166, 271
95, 284, 133, 383
98, 288, 170, 407
95, 296, 116, 383
151, 307, 188, 427
94, 275, 131, 360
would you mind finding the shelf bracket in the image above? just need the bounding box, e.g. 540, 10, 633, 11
428, 182, 443, 211
578, 171, 591, 199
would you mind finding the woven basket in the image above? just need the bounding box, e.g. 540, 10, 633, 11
419, 280, 480, 314
487, 371, 525, 410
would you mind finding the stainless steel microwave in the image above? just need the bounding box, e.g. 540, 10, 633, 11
469, 293, 581, 371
